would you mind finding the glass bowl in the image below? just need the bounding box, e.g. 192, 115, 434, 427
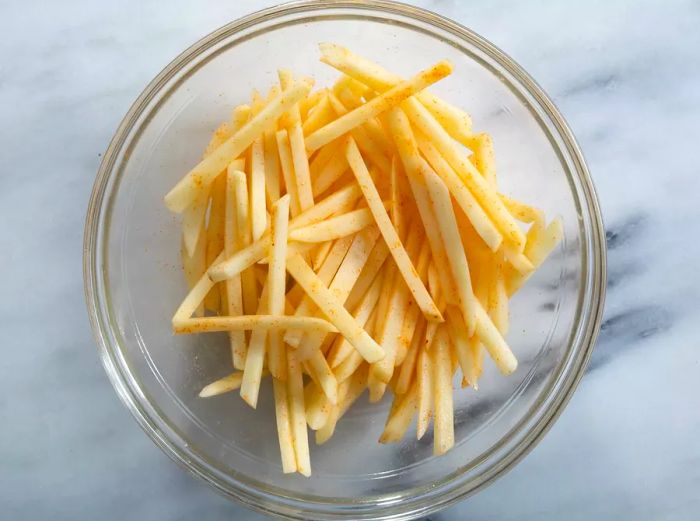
83, 1, 606, 519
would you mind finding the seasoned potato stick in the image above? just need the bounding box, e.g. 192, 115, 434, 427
267, 195, 291, 380
416, 347, 433, 440
311, 240, 333, 270
249, 136, 267, 241
276, 129, 301, 217
318, 42, 472, 141
305, 382, 331, 430
345, 138, 442, 322
172, 252, 224, 323
230, 168, 259, 316
344, 239, 390, 312
287, 349, 311, 476
467, 132, 496, 186
288, 208, 375, 243
306, 60, 453, 153
395, 317, 426, 395
286, 253, 385, 363
379, 383, 418, 443
328, 270, 384, 368
302, 92, 334, 136
273, 379, 297, 473
432, 327, 454, 455
173, 316, 338, 335
507, 217, 563, 295
263, 86, 282, 204
199, 372, 243, 398
165, 79, 312, 213
402, 97, 526, 250
417, 133, 502, 252
224, 168, 246, 368
209, 184, 363, 282
240, 282, 270, 408
279, 70, 315, 212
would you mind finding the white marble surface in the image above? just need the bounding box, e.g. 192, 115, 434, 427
2, 0, 699, 519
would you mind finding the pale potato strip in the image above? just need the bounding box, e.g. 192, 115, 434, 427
503, 244, 535, 274
507, 217, 563, 295
267, 195, 291, 380
469, 133, 496, 186
432, 327, 454, 455
181, 221, 207, 316
343, 239, 390, 313
224, 169, 245, 369
417, 133, 502, 251
328, 270, 384, 369
345, 138, 442, 322
284, 235, 355, 348
367, 372, 387, 403
311, 240, 333, 270
263, 86, 282, 204
173, 315, 338, 335
288, 208, 375, 243
395, 317, 426, 395
338, 364, 368, 419
314, 378, 348, 445
445, 307, 478, 390
199, 372, 243, 398
276, 129, 301, 217
488, 264, 509, 335
272, 374, 297, 474
209, 183, 362, 282
204, 174, 227, 312
309, 137, 343, 178
287, 349, 311, 476
302, 92, 334, 136
326, 91, 392, 174
312, 156, 349, 198
249, 136, 267, 241
240, 282, 269, 408
379, 383, 418, 444
305, 382, 330, 430
165, 79, 312, 213
172, 252, 224, 323
286, 253, 385, 363
231, 105, 251, 132
182, 187, 210, 258
230, 168, 259, 316
419, 156, 477, 335
386, 110, 456, 302
499, 193, 543, 224
305, 348, 338, 405
474, 302, 517, 375
295, 225, 381, 361
416, 346, 433, 440
318, 42, 472, 142
279, 70, 315, 212
402, 97, 526, 251
305, 60, 453, 153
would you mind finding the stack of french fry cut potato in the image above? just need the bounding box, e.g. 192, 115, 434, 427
166, 43, 563, 476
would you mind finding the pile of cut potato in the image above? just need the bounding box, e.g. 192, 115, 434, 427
166, 43, 562, 476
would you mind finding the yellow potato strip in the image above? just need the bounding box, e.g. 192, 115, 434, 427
240, 282, 270, 408
318, 42, 472, 141
343, 239, 390, 313
417, 133, 502, 252
165, 79, 312, 213
419, 157, 477, 335
172, 252, 224, 323
272, 373, 297, 474
286, 253, 385, 363
402, 97, 526, 251
172, 316, 338, 335
432, 327, 454, 455
249, 136, 267, 241
379, 383, 418, 444
416, 346, 433, 440
305, 60, 453, 153
230, 168, 259, 316
224, 169, 246, 369
209, 183, 362, 282
288, 208, 375, 243
267, 195, 291, 380
276, 129, 301, 217
345, 137, 442, 322
287, 349, 311, 476
199, 372, 243, 398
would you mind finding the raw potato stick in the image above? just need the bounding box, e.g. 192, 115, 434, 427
345, 137, 443, 322
305, 60, 453, 152
165, 79, 313, 212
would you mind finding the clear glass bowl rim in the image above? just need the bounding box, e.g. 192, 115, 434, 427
83, 1, 607, 519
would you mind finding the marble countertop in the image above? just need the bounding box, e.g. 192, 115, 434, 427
3, 1, 699, 519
